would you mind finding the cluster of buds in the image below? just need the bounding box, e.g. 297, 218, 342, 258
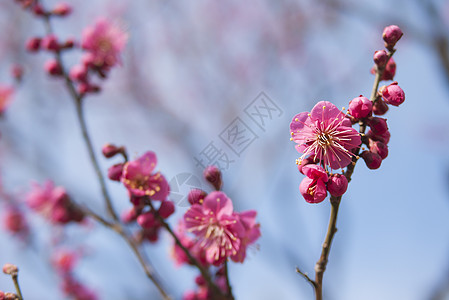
183, 271, 228, 300
0, 263, 20, 300
19, 0, 127, 97
290, 25, 404, 203
25, 181, 85, 224
52, 250, 97, 300
103, 147, 173, 243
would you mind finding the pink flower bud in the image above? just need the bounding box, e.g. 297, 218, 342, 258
383, 25, 403, 50
10, 65, 24, 83
381, 81, 405, 106
52, 2, 72, 16
327, 174, 348, 197
44, 59, 63, 76
203, 165, 222, 191
349, 96, 372, 119
372, 98, 389, 115
297, 156, 318, 174
367, 117, 388, 135
107, 163, 124, 181
369, 140, 388, 159
373, 50, 388, 67
188, 189, 207, 205
121, 207, 139, 223
33, 4, 45, 16
2, 263, 18, 275
69, 65, 88, 82
158, 201, 175, 219
361, 151, 382, 169
382, 58, 396, 81
26, 37, 41, 52
367, 129, 391, 145
0, 291, 4, 300
299, 165, 328, 204
137, 212, 157, 228
102, 143, 123, 158
41, 34, 60, 51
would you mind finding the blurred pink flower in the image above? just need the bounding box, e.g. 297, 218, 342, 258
121, 151, 169, 200
231, 210, 260, 263
184, 191, 243, 266
0, 85, 14, 114
81, 18, 128, 69
290, 101, 361, 170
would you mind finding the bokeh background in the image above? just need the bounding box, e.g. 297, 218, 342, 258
0, 0, 449, 299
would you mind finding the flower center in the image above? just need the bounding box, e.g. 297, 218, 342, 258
317, 132, 332, 147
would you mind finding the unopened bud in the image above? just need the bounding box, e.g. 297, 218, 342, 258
52, 2, 72, 16
373, 50, 388, 67
381, 81, 405, 106
349, 96, 372, 119
369, 140, 388, 159
44, 59, 63, 76
158, 201, 175, 219
107, 163, 124, 181
372, 98, 389, 115
367, 117, 388, 135
203, 166, 222, 191
2, 263, 18, 275
327, 174, 348, 197
188, 189, 207, 205
102, 144, 124, 158
26, 37, 41, 52
361, 151, 382, 169
383, 25, 403, 50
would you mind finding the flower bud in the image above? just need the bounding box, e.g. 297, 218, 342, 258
4, 292, 18, 300
367, 129, 391, 144
188, 189, 207, 205
44, 59, 63, 76
2, 263, 18, 275
297, 156, 318, 174
158, 201, 175, 219
52, 2, 72, 16
203, 165, 222, 191
382, 58, 396, 81
369, 140, 388, 159
41, 34, 60, 51
137, 212, 157, 229
361, 151, 382, 169
32, 4, 45, 16
367, 117, 388, 135
383, 25, 403, 50
26, 37, 41, 52
327, 174, 348, 197
372, 98, 389, 115
349, 96, 372, 119
121, 207, 139, 223
69, 65, 88, 82
381, 81, 405, 106
373, 50, 388, 67
107, 163, 124, 181
102, 144, 123, 158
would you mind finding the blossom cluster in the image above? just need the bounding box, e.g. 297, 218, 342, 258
290, 25, 404, 204
22, 1, 127, 96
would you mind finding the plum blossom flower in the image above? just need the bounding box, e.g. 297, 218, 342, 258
184, 191, 243, 266
299, 165, 328, 203
81, 18, 128, 69
121, 151, 169, 200
290, 101, 361, 170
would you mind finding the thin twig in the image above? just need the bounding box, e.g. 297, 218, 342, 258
295, 267, 316, 289
11, 274, 23, 300
224, 261, 234, 300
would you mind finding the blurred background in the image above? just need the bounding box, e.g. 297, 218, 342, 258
0, 0, 448, 299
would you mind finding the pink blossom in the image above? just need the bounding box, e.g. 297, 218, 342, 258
184, 191, 243, 266
81, 18, 128, 69
231, 210, 261, 263
0, 85, 14, 114
290, 101, 361, 170
121, 152, 169, 200
299, 165, 328, 203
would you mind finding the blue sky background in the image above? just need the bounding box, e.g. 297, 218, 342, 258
0, 0, 448, 299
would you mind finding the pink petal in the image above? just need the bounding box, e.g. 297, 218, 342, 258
310, 101, 344, 123
203, 191, 233, 219
148, 172, 169, 201
289, 112, 309, 133
137, 151, 158, 174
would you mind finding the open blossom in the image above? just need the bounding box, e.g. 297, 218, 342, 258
184, 191, 244, 266
121, 151, 169, 200
290, 101, 361, 170
25, 181, 84, 224
81, 18, 128, 69
0, 85, 14, 114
